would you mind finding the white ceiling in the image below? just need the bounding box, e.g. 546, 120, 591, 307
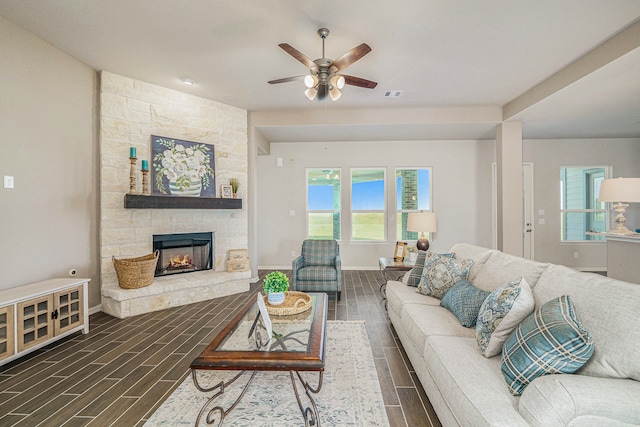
1, 1, 639, 142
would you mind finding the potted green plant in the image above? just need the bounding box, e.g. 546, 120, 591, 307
263, 271, 289, 306
229, 178, 239, 198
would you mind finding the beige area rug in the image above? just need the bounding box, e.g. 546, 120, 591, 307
145, 321, 389, 426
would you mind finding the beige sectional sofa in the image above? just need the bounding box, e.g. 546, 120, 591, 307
386, 243, 640, 426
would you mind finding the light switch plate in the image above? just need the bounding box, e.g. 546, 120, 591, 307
3, 175, 14, 189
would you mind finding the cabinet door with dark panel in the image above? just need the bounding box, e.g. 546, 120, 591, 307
54, 286, 84, 335
0, 305, 14, 361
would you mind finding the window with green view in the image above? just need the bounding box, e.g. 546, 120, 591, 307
351, 168, 386, 241
560, 167, 609, 241
396, 168, 432, 240
307, 169, 341, 240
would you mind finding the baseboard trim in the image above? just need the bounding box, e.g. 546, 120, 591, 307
88, 304, 102, 315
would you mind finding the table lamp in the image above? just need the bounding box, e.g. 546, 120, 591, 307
407, 212, 437, 251
598, 177, 640, 234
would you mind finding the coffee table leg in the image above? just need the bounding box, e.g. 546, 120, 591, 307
192, 369, 257, 427
290, 370, 323, 427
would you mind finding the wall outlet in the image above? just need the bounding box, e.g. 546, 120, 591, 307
3, 175, 14, 189
574, 251, 579, 259
291, 250, 296, 258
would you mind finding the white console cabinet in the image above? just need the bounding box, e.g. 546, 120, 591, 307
0, 278, 89, 366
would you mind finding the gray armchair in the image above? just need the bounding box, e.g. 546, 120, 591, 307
291, 239, 342, 301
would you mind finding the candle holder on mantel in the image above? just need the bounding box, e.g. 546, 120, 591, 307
129, 157, 137, 194
141, 169, 150, 195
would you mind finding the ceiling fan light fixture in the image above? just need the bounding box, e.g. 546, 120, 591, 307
305, 87, 318, 101
331, 75, 345, 89
329, 86, 342, 101
304, 74, 318, 88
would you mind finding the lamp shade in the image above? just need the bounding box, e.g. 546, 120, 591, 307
598, 178, 640, 202
407, 212, 437, 233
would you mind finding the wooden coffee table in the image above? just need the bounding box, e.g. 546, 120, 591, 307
190, 292, 327, 426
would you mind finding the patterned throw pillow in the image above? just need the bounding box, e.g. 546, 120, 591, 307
416, 254, 473, 299
406, 251, 454, 287
475, 277, 534, 357
440, 280, 491, 327
501, 295, 594, 396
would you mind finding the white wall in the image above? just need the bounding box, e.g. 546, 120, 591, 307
257, 139, 495, 269
0, 17, 100, 305
524, 138, 640, 270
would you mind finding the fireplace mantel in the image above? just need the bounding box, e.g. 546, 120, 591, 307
124, 194, 242, 209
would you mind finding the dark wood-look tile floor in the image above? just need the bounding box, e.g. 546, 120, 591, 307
0, 270, 441, 427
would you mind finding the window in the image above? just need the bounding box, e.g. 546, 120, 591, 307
307, 169, 341, 240
396, 168, 432, 240
560, 167, 609, 241
351, 168, 386, 241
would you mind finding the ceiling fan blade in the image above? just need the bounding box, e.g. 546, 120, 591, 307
331, 43, 372, 71
278, 43, 315, 69
268, 75, 305, 85
343, 75, 378, 89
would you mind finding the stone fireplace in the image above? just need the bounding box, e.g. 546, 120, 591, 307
99, 71, 250, 318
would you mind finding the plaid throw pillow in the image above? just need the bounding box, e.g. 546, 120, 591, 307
501, 295, 594, 396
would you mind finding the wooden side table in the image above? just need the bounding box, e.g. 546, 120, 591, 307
378, 257, 415, 307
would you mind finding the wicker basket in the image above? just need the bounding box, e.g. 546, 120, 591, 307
112, 250, 159, 289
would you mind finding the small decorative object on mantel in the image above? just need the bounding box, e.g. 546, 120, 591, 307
263, 271, 289, 306
129, 147, 137, 195
229, 178, 240, 198
151, 135, 215, 197
141, 160, 150, 195
227, 249, 249, 272
221, 184, 233, 198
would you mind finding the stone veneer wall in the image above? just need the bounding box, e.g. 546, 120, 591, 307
99, 71, 250, 318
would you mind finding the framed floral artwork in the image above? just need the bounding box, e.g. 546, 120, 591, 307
151, 136, 215, 197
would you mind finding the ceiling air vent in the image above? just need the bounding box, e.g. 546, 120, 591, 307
384, 90, 403, 98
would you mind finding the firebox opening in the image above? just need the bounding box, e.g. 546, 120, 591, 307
153, 232, 213, 277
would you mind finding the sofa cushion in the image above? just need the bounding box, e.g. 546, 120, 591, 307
476, 277, 534, 357
386, 281, 440, 319
406, 251, 454, 287
297, 265, 337, 282
423, 336, 529, 426
533, 265, 640, 382
518, 374, 640, 427
400, 304, 475, 356
501, 295, 594, 396
440, 280, 490, 327
449, 243, 497, 282
417, 255, 473, 299
518, 374, 640, 426
472, 250, 549, 292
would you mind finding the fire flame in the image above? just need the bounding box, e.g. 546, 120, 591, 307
169, 254, 192, 268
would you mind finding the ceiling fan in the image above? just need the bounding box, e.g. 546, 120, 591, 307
268, 28, 377, 101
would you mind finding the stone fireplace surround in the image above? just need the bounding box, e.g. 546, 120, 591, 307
99, 72, 250, 318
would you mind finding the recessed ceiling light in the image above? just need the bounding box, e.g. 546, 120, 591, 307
180, 77, 195, 85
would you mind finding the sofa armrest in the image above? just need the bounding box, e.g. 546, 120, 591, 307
519, 374, 640, 426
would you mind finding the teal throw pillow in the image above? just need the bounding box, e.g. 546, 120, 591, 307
501, 295, 594, 396
417, 254, 473, 299
406, 251, 454, 287
440, 280, 490, 327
